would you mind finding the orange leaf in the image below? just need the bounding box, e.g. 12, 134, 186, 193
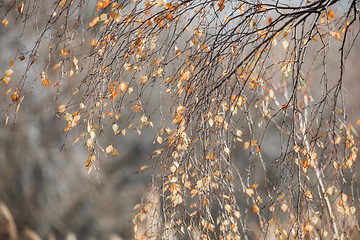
102, 0, 110, 8
96, 1, 103, 11
3, 76, 10, 85
328, 10, 335, 21
110, 87, 118, 100
53, 62, 61, 70
17, 3, 24, 13
336, 32, 341, 41
5, 69, 13, 77
266, 17, 272, 25
11, 92, 19, 102
253, 204, 259, 214
356, 119, 360, 125
42, 78, 51, 87
165, 13, 173, 21
119, 82, 127, 92
61, 48, 69, 57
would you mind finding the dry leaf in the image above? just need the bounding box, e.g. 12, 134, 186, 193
58, 104, 66, 113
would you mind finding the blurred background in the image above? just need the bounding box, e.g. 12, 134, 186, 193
0, 1, 360, 240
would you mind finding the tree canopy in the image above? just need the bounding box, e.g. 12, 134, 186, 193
1, 0, 360, 239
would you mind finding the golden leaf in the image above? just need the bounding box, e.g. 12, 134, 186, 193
3, 76, 10, 85
234, 210, 240, 219
252, 204, 259, 213
58, 104, 66, 113
245, 188, 254, 197
293, 145, 300, 153
176, 106, 186, 115
335, 32, 341, 41
190, 189, 197, 197
304, 190, 313, 201
131, 104, 142, 112
119, 82, 127, 93
53, 62, 61, 70
5, 69, 13, 77
328, 10, 335, 21
61, 48, 69, 57
266, 17, 272, 25
105, 145, 113, 154
305, 223, 313, 232
42, 78, 51, 87
2, 18, 8, 27
282, 40, 289, 50
111, 149, 119, 156
249, 18, 256, 28
205, 152, 215, 160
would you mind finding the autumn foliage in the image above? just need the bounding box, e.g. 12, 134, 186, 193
1, 0, 360, 239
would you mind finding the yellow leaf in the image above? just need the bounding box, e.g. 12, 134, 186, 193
141, 75, 148, 84
111, 149, 119, 156
52, 62, 61, 70
84, 155, 96, 171
176, 105, 186, 115
281, 203, 288, 212
131, 104, 142, 112
282, 40, 289, 50
249, 18, 256, 28
225, 204, 231, 213
304, 223, 313, 233
61, 48, 69, 57
190, 189, 197, 197
113, 123, 119, 134
5, 69, 13, 77
244, 142, 250, 150
3, 76, 10, 85
119, 82, 127, 93
205, 152, 215, 160
237, 96, 246, 107
58, 104, 66, 113
293, 145, 300, 153
68, 69, 74, 77
2, 18, 8, 27
266, 17, 272, 25
59, 0, 66, 7
42, 78, 51, 87
245, 188, 254, 196
156, 0, 165, 7
304, 190, 313, 201
105, 145, 113, 154
335, 32, 341, 41
157, 136, 163, 144
269, 89, 274, 98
